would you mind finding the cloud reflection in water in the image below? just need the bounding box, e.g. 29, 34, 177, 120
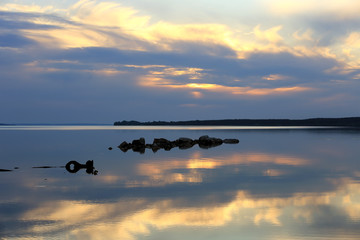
4, 149, 359, 240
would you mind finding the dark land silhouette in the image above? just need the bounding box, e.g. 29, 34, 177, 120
114, 117, 360, 127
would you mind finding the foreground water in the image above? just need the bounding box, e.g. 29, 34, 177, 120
1, 126, 360, 240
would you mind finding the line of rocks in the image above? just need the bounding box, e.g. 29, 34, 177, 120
115, 135, 239, 153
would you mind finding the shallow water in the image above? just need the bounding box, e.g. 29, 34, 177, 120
1, 126, 360, 239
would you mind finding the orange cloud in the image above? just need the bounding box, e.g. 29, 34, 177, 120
268, 0, 360, 19
148, 67, 205, 79
139, 75, 312, 96
4, 0, 353, 70
254, 25, 283, 43
20, 179, 360, 240
262, 74, 291, 81
191, 91, 203, 98
0, 3, 54, 13
135, 152, 309, 187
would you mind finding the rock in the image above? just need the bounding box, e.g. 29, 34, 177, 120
177, 137, 194, 144
151, 145, 161, 153
175, 137, 196, 149
108, 147, 113, 150
153, 138, 173, 149
198, 135, 223, 149
132, 146, 145, 154
116, 135, 238, 153
132, 137, 145, 146
199, 135, 209, 141
132, 138, 146, 154
118, 141, 131, 152
223, 139, 239, 144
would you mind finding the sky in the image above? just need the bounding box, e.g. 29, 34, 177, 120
1, 0, 360, 123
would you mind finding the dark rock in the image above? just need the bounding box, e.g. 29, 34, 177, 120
153, 138, 173, 149
199, 135, 210, 141
177, 137, 193, 143
116, 135, 238, 153
151, 145, 161, 153
198, 135, 223, 149
132, 146, 145, 154
132, 138, 146, 154
132, 137, 145, 146
118, 141, 131, 152
175, 137, 196, 149
108, 147, 113, 150
223, 139, 239, 144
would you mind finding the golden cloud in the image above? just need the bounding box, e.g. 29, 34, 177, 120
22, 60, 126, 76
70, 0, 150, 29
254, 25, 283, 43
262, 74, 291, 81
0, 3, 54, 13
267, 0, 360, 19
20, 179, 360, 240
138, 75, 312, 96
1, 0, 356, 68
134, 152, 309, 187
293, 29, 314, 42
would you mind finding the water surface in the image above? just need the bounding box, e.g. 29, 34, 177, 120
1, 126, 360, 239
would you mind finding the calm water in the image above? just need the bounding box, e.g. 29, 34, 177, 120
1, 126, 360, 240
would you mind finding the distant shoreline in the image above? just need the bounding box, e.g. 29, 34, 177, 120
114, 117, 360, 127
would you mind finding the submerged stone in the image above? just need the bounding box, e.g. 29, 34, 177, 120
223, 139, 240, 144
115, 135, 239, 153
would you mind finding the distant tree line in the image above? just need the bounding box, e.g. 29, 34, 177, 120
114, 117, 360, 127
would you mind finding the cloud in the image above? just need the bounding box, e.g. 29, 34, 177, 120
139, 76, 312, 97
0, 3, 54, 13
1, 0, 360, 122
18, 180, 360, 239
254, 25, 283, 43
292, 29, 314, 42
134, 152, 309, 187
0, 0, 355, 65
267, 0, 360, 19
69, 0, 150, 28
262, 74, 292, 81
0, 33, 34, 47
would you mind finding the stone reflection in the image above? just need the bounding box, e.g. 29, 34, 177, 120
0, 168, 12, 172
1, 160, 98, 175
